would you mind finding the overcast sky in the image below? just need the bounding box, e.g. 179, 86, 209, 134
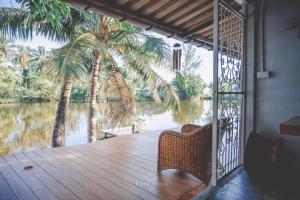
0, 0, 213, 84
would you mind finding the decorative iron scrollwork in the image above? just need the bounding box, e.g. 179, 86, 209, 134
216, 2, 245, 178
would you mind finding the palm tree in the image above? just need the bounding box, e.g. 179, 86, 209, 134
12, 46, 31, 69
0, 34, 12, 65
30, 46, 48, 73
44, 33, 96, 147
10, 46, 33, 88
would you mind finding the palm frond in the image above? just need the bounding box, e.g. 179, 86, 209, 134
43, 33, 97, 80
140, 36, 171, 63
126, 51, 180, 110
158, 79, 181, 112
0, 7, 34, 40
151, 86, 162, 104
0, 6, 89, 42
101, 71, 134, 127
106, 30, 139, 49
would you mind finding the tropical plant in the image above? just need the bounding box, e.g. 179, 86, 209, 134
172, 73, 205, 100
0, 0, 85, 42
43, 33, 97, 147
11, 46, 34, 89
30, 46, 49, 73
0, 66, 21, 99
0, 34, 13, 66
16, 0, 71, 32
70, 81, 89, 101
181, 44, 203, 74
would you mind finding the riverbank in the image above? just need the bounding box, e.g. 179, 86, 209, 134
0, 99, 17, 104
0, 96, 213, 104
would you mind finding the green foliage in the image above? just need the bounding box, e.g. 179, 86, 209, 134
172, 74, 205, 100
0, 0, 86, 41
16, 0, 71, 32
43, 33, 97, 81
0, 34, 12, 64
181, 44, 203, 73
0, 67, 21, 98
135, 90, 153, 101
0, 64, 57, 102
71, 83, 89, 101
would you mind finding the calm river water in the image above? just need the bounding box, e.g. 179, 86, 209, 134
0, 98, 212, 155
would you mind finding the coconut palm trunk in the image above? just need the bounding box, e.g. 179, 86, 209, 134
52, 77, 72, 147
88, 54, 101, 142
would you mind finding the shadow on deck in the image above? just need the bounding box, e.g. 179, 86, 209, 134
0, 130, 207, 200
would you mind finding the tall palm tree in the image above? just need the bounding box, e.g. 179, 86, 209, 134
44, 33, 96, 147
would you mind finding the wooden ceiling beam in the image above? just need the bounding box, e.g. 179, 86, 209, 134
151, 0, 190, 19
197, 24, 213, 35
183, 19, 213, 38
162, 0, 206, 23
117, 0, 130, 5
128, 0, 151, 10
173, 1, 213, 26
181, 9, 213, 30
142, 0, 171, 15
201, 29, 213, 37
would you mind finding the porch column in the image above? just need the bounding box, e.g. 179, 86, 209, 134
211, 0, 220, 187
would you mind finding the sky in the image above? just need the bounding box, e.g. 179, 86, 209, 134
0, 0, 213, 84
151, 33, 213, 84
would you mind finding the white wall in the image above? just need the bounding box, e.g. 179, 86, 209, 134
246, 0, 300, 164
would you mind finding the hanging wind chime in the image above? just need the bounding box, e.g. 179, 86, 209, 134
172, 43, 182, 75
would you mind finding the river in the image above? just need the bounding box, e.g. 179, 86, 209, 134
0, 98, 212, 155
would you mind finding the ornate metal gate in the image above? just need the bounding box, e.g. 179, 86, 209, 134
212, 0, 245, 185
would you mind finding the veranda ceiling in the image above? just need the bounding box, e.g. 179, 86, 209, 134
66, 0, 242, 48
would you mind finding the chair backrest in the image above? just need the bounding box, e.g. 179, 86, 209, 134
189, 118, 229, 142
194, 123, 213, 182
191, 120, 229, 181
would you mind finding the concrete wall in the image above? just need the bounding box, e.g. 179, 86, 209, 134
246, 0, 300, 163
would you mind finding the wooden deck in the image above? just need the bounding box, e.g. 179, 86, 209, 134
0, 130, 206, 200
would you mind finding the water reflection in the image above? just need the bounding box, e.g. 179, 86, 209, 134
0, 98, 212, 155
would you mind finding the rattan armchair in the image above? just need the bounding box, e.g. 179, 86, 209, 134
157, 119, 229, 185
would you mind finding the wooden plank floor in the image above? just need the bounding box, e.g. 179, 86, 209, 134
0, 131, 206, 200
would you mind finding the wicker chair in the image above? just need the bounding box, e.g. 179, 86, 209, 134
157, 119, 229, 185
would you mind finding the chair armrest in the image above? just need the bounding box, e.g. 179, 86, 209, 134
181, 124, 202, 134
